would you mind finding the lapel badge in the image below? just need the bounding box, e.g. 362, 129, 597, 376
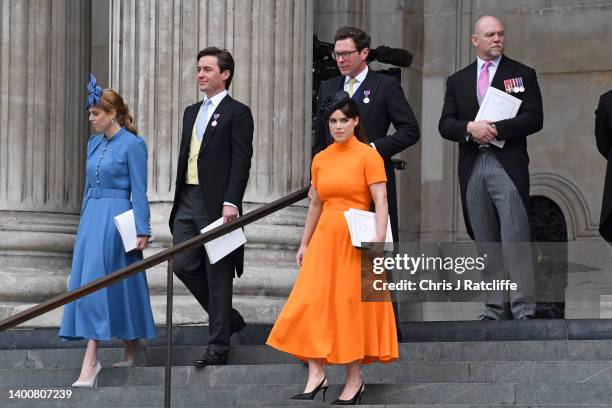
363, 90, 371, 104
211, 113, 220, 127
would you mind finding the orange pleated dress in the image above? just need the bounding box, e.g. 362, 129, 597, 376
267, 135, 399, 364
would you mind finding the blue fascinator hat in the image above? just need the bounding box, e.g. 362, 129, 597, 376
85, 73, 103, 110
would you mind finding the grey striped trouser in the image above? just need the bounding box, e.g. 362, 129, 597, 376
466, 149, 535, 319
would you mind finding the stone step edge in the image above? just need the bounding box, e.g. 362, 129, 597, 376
6, 319, 612, 345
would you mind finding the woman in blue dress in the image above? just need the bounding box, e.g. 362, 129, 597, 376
59, 75, 156, 387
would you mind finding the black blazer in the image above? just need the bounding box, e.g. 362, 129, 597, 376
596, 90, 612, 241
438, 55, 543, 239
312, 69, 420, 240
169, 95, 254, 277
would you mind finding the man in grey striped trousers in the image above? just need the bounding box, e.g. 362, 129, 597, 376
439, 16, 543, 320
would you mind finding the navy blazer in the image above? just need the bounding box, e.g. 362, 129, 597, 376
439, 55, 544, 239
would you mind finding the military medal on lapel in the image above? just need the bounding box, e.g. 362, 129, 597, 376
503, 79, 512, 93
503, 77, 525, 94
510, 78, 518, 93
363, 90, 371, 104
211, 113, 220, 127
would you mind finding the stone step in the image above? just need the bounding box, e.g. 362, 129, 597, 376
146, 262, 298, 297
6, 360, 612, 388
1, 325, 274, 349
0, 269, 68, 302
0, 364, 444, 388
9, 318, 612, 349
6, 340, 612, 369
5, 319, 612, 347
0, 254, 299, 302
148, 294, 285, 325
1, 294, 286, 328
4, 383, 612, 407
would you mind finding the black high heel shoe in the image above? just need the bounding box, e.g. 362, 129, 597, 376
331, 383, 365, 405
290, 376, 329, 401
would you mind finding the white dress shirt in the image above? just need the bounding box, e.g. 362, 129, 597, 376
201, 90, 237, 210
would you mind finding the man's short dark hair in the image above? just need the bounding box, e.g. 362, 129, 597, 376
196, 47, 235, 90
334, 26, 371, 51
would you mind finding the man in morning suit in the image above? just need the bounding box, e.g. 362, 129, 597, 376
438, 16, 543, 320
169, 47, 254, 365
312, 26, 420, 242
596, 89, 612, 241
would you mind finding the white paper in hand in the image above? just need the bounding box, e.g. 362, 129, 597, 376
200, 217, 247, 264
114, 209, 138, 252
475, 87, 522, 148
343, 208, 393, 248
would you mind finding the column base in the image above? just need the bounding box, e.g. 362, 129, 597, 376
0, 211, 78, 304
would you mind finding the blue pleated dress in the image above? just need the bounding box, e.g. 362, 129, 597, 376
60, 128, 156, 341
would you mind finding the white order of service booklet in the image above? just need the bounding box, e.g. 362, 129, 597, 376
476, 87, 522, 148
114, 209, 138, 252
343, 208, 393, 248
200, 217, 247, 264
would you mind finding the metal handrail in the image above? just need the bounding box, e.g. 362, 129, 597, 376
0, 185, 309, 407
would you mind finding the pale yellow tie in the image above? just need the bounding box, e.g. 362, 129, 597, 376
347, 78, 357, 97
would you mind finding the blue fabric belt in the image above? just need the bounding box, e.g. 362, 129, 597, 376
86, 187, 130, 199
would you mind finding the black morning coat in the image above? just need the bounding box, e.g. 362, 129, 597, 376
438, 55, 544, 239
169, 95, 254, 277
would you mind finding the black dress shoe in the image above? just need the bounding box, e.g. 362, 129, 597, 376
194, 349, 228, 367
331, 383, 365, 405
290, 376, 328, 401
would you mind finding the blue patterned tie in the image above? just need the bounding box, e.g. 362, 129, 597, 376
196, 99, 212, 141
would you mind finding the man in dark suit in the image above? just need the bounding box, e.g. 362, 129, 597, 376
169, 47, 253, 365
439, 16, 543, 320
312, 26, 420, 242
596, 90, 612, 241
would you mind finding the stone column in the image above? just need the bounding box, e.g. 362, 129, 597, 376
314, 0, 370, 42
0, 0, 91, 325
414, 1, 488, 320
108, 0, 313, 324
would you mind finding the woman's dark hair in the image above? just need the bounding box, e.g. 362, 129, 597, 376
332, 99, 368, 143
322, 91, 368, 143
197, 47, 235, 89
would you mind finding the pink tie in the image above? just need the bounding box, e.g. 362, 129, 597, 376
478, 61, 492, 97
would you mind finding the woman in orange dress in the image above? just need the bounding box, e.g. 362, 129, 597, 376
267, 91, 399, 405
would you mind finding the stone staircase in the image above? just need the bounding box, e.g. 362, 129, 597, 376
0, 204, 307, 329
4, 322, 612, 407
